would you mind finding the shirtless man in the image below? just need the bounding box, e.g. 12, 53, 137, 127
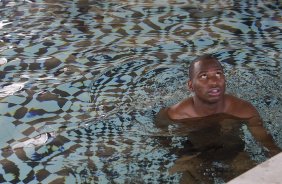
156, 54, 280, 183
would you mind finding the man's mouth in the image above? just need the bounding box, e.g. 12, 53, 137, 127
208, 88, 221, 96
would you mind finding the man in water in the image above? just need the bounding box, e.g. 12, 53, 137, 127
156, 54, 281, 183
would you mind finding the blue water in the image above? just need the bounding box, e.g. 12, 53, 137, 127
0, 0, 282, 183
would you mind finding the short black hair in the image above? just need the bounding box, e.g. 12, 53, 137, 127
188, 54, 223, 80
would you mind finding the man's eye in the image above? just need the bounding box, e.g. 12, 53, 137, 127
215, 72, 222, 77
200, 74, 207, 79
215, 72, 223, 78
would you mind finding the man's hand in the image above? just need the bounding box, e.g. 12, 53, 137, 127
247, 116, 281, 157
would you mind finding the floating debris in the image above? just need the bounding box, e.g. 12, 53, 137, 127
11, 132, 56, 149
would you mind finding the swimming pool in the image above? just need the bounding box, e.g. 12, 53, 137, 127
0, 0, 281, 183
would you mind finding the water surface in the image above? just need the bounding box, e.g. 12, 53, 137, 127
0, 0, 282, 183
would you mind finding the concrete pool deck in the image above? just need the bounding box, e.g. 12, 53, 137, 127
227, 152, 282, 184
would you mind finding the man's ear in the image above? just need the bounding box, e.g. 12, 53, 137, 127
188, 80, 194, 92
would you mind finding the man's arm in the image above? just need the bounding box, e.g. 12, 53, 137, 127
247, 116, 281, 157
155, 108, 175, 129
232, 97, 281, 157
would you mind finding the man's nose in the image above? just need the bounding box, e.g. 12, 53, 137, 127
208, 76, 219, 86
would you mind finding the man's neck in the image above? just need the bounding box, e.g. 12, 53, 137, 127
192, 97, 226, 117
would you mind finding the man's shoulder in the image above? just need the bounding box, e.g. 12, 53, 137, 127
225, 94, 259, 118
168, 98, 194, 120
225, 94, 253, 106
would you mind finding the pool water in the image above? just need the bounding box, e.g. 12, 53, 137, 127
0, 0, 281, 183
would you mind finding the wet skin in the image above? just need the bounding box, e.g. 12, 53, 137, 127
155, 57, 281, 183
156, 57, 280, 156
167, 58, 260, 119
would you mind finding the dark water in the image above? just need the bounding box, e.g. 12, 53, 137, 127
0, 0, 281, 183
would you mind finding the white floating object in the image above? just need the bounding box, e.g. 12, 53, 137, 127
12, 132, 55, 149
0, 82, 26, 97
0, 57, 7, 65
0, 20, 12, 29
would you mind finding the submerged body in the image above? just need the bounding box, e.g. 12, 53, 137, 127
158, 112, 256, 183
158, 109, 246, 155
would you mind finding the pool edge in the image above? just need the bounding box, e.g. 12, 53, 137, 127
227, 152, 282, 184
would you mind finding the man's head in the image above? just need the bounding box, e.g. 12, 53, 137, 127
188, 54, 226, 104
188, 54, 223, 80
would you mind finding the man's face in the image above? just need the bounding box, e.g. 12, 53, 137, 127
188, 59, 226, 104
